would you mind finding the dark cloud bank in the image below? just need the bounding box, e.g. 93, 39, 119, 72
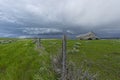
0, 0, 120, 38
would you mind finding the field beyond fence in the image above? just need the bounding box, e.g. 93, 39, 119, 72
0, 38, 120, 80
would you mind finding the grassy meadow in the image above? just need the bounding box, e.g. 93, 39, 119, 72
0, 39, 57, 80
0, 38, 120, 80
42, 39, 120, 80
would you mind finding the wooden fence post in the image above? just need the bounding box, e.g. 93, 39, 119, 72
38, 38, 41, 47
61, 34, 67, 80
36, 38, 41, 48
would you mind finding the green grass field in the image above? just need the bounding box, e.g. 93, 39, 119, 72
68, 40, 120, 80
0, 39, 120, 80
42, 39, 120, 80
0, 39, 57, 80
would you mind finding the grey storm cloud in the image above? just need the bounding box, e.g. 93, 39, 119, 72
0, 0, 120, 37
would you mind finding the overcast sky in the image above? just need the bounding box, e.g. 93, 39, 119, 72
0, 0, 120, 38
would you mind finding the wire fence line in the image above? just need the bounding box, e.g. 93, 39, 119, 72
52, 35, 98, 80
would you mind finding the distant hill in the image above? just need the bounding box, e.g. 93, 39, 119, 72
76, 32, 99, 40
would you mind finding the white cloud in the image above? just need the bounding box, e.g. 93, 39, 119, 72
0, 32, 14, 37
0, 0, 120, 27
0, 0, 120, 36
22, 28, 62, 34
18, 35, 30, 38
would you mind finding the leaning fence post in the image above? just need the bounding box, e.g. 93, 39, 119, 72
61, 34, 67, 80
